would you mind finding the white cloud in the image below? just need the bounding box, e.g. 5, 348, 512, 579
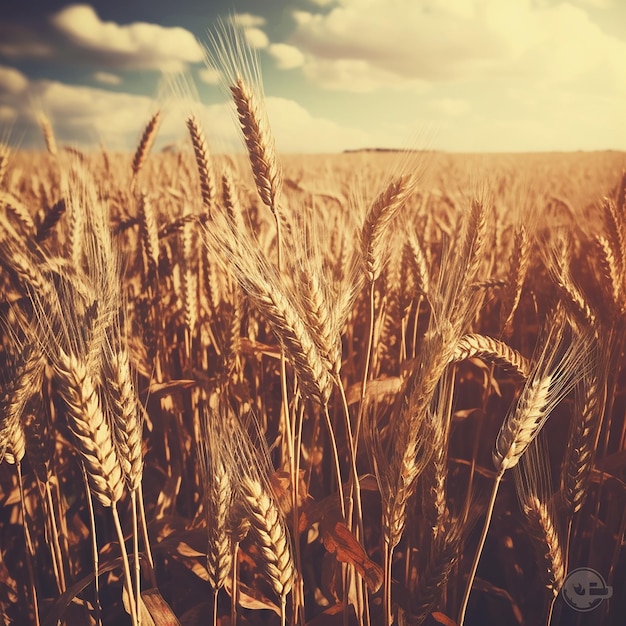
198, 67, 222, 85
302, 57, 431, 92
288, 0, 626, 96
50, 4, 204, 71
243, 27, 269, 50
268, 44, 305, 70
0, 65, 29, 94
265, 97, 389, 152
191, 96, 391, 153
93, 71, 122, 85
230, 13, 266, 28
0, 67, 388, 153
0, 73, 167, 149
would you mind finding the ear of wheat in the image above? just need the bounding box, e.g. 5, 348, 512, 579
515, 435, 565, 597
132, 111, 161, 179
203, 214, 334, 404
218, 409, 294, 616
197, 405, 234, 594
459, 315, 592, 625
186, 115, 216, 216
493, 317, 592, 473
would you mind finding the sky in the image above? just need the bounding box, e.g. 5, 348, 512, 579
0, 0, 624, 153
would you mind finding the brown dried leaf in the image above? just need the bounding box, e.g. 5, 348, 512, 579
224, 579, 280, 615
428, 612, 458, 625
321, 521, 383, 592
147, 380, 196, 398
141, 589, 182, 626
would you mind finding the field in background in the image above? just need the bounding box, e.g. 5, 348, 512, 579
0, 141, 625, 626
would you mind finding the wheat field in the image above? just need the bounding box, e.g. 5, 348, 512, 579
0, 39, 625, 626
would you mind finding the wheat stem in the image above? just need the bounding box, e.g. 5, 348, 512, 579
458, 469, 504, 626
17, 462, 40, 626
112, 502, 138, 626
132, 491, 141, 626
82, 466, 102, 626
137, 483, 156, 585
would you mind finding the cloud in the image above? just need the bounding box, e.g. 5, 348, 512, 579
93, 71, 122, 85
243, 27, 269, 50
302, 57, 431, 92
264, 97, 388, 152
268, 44, 305, 70
0, 70, 165, 149
184, 96, 392, 153
50, 4, 204, 71
226, 13, 270, 49
230, 14, 266, 28
0, 66, 387, 153
288, 0, 626, 96
0, 65, 29, 94
2, 70, 624, 152
198, 67, 222, 85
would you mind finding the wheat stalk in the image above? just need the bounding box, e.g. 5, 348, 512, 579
361, 175, 414, 283
239, 475, 294, 600
136, 192, 160, 285
1, 191, 36, 233
453, 333, 531, 380
197, 406, 233, 626
406, 229, 431, 296
0, 142, 9, 187
410, 519, 463, 625
459, 317, 591, 625
39, 115, 57, 157
515, 434, 565, 626
186, 115, 216, 215
102, 345, 143, 492
55, 349, 124, 507
132, 111, 161, 179
602, 197, 625, 278
524, 496, 565, 595
230, 78, 282, 217
204, 217, 334, 404
221, 167, 244, 231
500, 225, 530, 333
593, 235, 622, 310
562, 352, 605, 516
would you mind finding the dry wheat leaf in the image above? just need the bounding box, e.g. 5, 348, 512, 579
173, 541, 204, 559
429, 612, 457, 626
321, 521, 383, 592
240, 337, 281, 359
224, 580, 281, 615
346, 376, 403, 406
299, 492, 342, 533
43, 557, 127, 626
359, 474, 379, 492
141, 588, 181, 626
147, 379, 196, 398
169, 552, 209, 582
453, 408, 481, 422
